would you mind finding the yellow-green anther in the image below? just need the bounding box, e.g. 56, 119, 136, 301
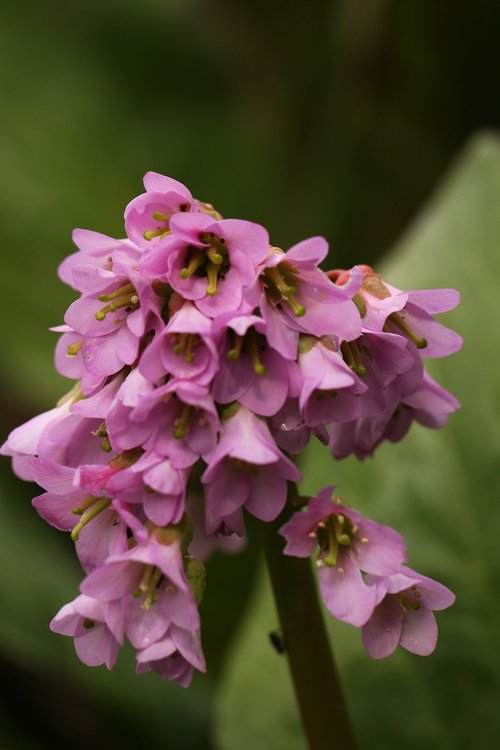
247, 331, 266, 376
172, 333, 187, 356
389, 313, 428, 349
337, 533, 351, 546
173, 403, 192, 439
151, 211, 172, 222
180, 250, 205, 279
353, 293, 367, 317
172, 334, 196, 362
299, 335, 316, 354
341, 341, 367, 377
140, 566, 164, 609
83, 619, 95, 629
142, 594, 155, 610
99, 282, 135, 303
66, 341, 83, 357
184, 335, 195, 363
227, 334, 244, 360
399, 594, 421, 611
205, 262, 219, 296
100, 436, 112, 453
72, 495, 101, 515
207, 246, 223, 265
138, 564, 154, 593
143, 227, 172, 241
222, 402, 240, 419
265, 267, 295, 297
149, 567, 163, 590
322, 519, 339, 567
71, 498, 111, 541
95, 293, 138, 320
287, 293, 305, 317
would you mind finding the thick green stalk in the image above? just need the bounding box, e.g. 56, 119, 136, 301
261, 491, 358, 750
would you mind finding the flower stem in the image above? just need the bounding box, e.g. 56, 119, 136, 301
261, 489, 358, 750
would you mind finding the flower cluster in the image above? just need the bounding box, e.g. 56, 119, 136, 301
280, 487, 455, 657
1, 172, 461, 684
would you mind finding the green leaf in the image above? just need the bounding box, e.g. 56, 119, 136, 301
215, 133, 500, 750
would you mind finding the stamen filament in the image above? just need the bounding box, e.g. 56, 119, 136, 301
286, 293, 305, 317
143, 227, 172, 241
99, 282, 135, 303
173, 403, 192, 439
207, 246, 223, 265
388, 313, 428, 349
56, 381, 83, 407
227, 334, 244, 360
323, 520, 338, 567
206, 262, 219, 296
172, 333, 188, 356
265, 267, 296, 297
184, 335, 195, 363
172, 334, 196, 363
247, 331, 266, 376
66, 341, 83, 357
180, 250, 205, 279
72, 495, 101, 515
151, 211, 172, 222
71, 498, 111, 541
138, 564, 155, 593
341, 341, 367, 377
95, 294, 139, 320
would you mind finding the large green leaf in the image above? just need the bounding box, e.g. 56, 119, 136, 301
215, 133, 500, 750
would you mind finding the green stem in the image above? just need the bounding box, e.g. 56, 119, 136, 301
261, 488, 358, 750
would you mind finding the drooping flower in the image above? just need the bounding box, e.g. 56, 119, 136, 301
50, 593, 122, 669
361, 566, 455, 658
202, 405, 301, 535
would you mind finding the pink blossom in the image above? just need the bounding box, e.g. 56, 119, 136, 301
140, 213, 269, 317
280, 487, 406, 626
202, 406, 301, 535
361, 566, 455, 658
50, 594, 122, 669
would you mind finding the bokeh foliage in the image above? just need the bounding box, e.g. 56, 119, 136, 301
1, 1, 499, 748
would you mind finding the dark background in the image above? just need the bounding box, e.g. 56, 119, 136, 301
1, 1, 499, 748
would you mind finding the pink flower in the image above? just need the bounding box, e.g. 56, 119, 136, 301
298, 337, 367, 427
50, 594, 122, 669
361, 566, 455, 658
125, 172, 196, 250
255, 239, 362, 360
141, 213, 269, 317
202, 406, 301, 535
212, 311, 300, 417
280, 487, 406, 626
331, 266, 463, 357
139, 302, 219, 385
80, 526, 200, 649
136, 625, 206, 687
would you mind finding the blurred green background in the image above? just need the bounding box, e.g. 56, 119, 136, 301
1, 1, 499, 748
